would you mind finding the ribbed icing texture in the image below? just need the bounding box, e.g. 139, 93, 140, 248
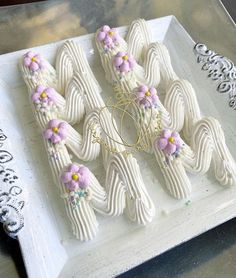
20, 39, 155, 240
126, 19, 152, 63
95, 19, 236, 199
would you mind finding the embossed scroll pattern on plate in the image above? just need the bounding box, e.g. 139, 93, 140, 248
194, 43, 236, 110
0, 128, 24, 237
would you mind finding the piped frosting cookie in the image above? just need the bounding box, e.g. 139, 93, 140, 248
20, 40, 155, 240
95, 19, 236, 199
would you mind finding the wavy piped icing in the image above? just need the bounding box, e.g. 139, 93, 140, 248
126, 19, 152, 63
144, 42, 178, 89
20, 84, 105, 240
55, 42, 155, 224
95, 24, 201, 148
95, 19, 236, 199
20, 40, 155, 240
180, 117, 236, 186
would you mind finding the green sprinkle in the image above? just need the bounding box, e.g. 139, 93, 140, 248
185, 200, 191, 206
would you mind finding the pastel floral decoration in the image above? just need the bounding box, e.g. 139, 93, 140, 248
113, 52, 135, 73
156, 129, 183, 155
61, 164, 91, 191
43, 119, 68, 144
23, 51, 45, 72
97, 25, 120, 49
32, 85, 56, 106
136, 85, 158, 108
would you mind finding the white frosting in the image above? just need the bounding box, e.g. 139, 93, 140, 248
20, 60, 84, 126
153, 146, 191, 199
20, 58, 58, 90
56, 41, 155, 224
20, 39, 155, 240
95, 21, 201, 143
21, 86, 106, 240
180, 117, 236, 186
44, 140, 105, 241
126, 18, 152, 64
145, 40, 236, 188
95, 19, 236, 199
56, 40, 100, 94
144, 42, 178, 89
162, 79, 201, 140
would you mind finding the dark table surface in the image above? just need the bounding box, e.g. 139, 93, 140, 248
0, 0, 235, 277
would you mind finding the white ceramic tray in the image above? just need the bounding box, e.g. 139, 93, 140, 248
0, 16, 236, 278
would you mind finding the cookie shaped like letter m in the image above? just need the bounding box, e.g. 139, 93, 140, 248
95, 19, 236, 199
20, 40, 155, 240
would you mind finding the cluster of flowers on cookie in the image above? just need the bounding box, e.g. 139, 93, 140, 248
113, 51, 135, 73
23, 51, 45, 72
31, 85, 58, 113
43, 119, 68, 144
97, 25, 120, 50
135, 85, 159, 108
61, 163, 91, 208
156, 129, 183, 157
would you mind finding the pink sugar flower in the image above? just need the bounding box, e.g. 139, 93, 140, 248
43, 119, 68, 144
23, 51, 45, 72
61, 164, 91, 191
97, 25, 120, 49
156, 129, 183, 155
31, 85, 56, 105
113, 52, 135, 73
136, 85, 158, 108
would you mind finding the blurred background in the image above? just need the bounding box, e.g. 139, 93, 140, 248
0, 0, 235, 60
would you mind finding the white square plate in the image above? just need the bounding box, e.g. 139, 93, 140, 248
0, 16, 235, 278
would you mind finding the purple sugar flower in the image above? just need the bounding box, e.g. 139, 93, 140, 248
136, 85, 158, 108
97, 25, 120, 49
61, 164, 91, 191
31, 85, 56, 105
113, 52, 135, 73
156, 129, 183, 155
23, 51, 44, 72
43, 119, 68, 144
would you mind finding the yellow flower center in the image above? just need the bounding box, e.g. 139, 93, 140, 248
31, 57, 37, 62
108, 31, 114, 37
168, 137, 175, 143
72, 174, 79, 181
145, 91, 151, 97
40, 92, 47, 98
52, 127, 59, 133
122, 55, 129, 61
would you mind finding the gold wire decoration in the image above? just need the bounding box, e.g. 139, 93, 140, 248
88, 83, 163, 155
